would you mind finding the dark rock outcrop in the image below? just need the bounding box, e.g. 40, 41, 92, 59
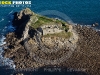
12, 8, 33, 39
60, 25, 100, 75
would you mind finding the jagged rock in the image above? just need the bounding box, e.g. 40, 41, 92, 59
17, 8, 33, 20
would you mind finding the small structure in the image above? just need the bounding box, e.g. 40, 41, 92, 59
41, 24, 63, 35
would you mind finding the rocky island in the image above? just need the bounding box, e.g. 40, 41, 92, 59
3, 8, 100, 75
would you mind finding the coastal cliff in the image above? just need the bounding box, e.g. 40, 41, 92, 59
3, 8, 100, 75
4, 8, 78, 68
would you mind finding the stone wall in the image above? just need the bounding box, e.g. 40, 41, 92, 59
41, 24, 63, 35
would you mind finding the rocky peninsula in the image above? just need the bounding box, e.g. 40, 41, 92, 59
3, 8, 100, 75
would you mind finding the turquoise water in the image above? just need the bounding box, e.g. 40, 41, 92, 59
0, 0, 100, 74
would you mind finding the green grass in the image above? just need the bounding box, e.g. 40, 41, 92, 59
30, 14, 71, 38
38, 16, 54, 23
55, 19, 69, 32
31, 15, 55, 29
30, 14, 70, 33
43, 31, 73, 38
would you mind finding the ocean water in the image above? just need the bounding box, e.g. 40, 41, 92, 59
0, 0, 100, 74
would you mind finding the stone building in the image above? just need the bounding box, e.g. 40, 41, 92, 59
41, 24, 63, 35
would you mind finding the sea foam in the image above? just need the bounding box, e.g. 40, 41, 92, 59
0, 11, 16, 69
0, 35, 16, 69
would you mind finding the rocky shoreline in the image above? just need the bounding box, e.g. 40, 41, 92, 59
4, 8, 78, 69
3, 8, 100, 75
60, 25, 100, 75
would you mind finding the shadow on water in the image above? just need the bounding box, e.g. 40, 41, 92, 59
0, 66, 89, 75
0, 66, 15, 75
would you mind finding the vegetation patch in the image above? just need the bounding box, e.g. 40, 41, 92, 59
31, 15, 56, 29
43, 31, 73, 38
30, 15, 69, 30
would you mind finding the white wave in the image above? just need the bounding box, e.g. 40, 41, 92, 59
4, 26, 7, 28
8, 10, 13, 15
0, 10, 13, 23
0, 18, 4, 22
2, 26, 7, 32
0, 48, 3, 54
2, 18, 4, 21
2, 29, 6, 32
0, 35, 16, 69
0, 35, 6, 46
8, 21, 11, 22
8, 10, 14, 20
67, 20, 77, 25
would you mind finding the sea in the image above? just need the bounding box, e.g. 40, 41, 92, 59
0, 0, 100, 75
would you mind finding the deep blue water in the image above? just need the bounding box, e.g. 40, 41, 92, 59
0, 0, 100, 32
0, 0, 100, 74
32, 0, 100, 25
30, 0, 99, 25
